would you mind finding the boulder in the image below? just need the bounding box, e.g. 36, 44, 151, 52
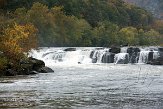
5, 69, 17, 76
148, 51, 163, 65
158, 47, 163, 52
19, 57, 45, 75
64, 48, 76, 51
102, 52, 115, 63
28, 57, 45, 71
127, 47, 140, 63
148, 50, 154, 62
38, 67, 54, 73
149, 57, 163, 65
109, 47, 121, 54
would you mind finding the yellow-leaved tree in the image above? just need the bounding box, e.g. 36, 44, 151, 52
0, 23, 37, 62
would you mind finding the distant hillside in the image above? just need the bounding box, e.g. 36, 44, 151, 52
123, 0, 163, 19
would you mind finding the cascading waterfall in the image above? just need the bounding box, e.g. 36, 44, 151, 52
29, 47, 162, 66
138, 51, 149, 63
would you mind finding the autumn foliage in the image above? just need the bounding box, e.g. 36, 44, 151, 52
0, 23, 37, 62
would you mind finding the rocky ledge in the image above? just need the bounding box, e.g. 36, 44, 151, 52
2, 57, 54, 76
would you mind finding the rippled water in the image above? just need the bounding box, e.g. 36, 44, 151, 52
0, 64, 163, 109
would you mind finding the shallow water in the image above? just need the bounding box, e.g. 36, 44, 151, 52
0, 64, 163, 109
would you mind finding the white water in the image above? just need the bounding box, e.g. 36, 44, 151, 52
0, 47, 163, 109
29, 47, 160, 66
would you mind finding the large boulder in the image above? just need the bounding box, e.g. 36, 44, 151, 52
28, 57, 45, 71
158, 47, 163, 52
149, 57, 163, 65
127, 47, 140, 63
102, 52, 115, 63
148, 50, 154, 62
149, 49, 163, 65
19, 57, 45, 75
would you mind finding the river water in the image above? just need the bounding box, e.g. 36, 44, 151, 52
0, 47, 163, 109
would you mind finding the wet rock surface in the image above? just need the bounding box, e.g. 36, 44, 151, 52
64, 48, 76, 51
2, 58, 54, 77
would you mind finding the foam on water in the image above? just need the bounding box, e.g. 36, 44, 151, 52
29, 47, 161, 66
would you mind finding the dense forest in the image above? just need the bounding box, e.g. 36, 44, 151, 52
123, 0, 163, 19
0, 0, 163, 73
1, 0, 162, 47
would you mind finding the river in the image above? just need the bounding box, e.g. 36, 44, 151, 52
0, 47, 163, 109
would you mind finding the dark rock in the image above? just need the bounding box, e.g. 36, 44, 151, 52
92, 58, 97, 63
149, 57, 163, 65
64, 48, 76, 51
5, 69, 17, 76
90, 51, 95, 58
38, 67, 54, 73
18, 57, 45, 75
109, 47, 121, 54
127, 47, 140, 63
148, 50, 154, 62
102, 52, 115, 63
158, 47, 163, 52
28, 57, 45, 71
148, 51, 163, 65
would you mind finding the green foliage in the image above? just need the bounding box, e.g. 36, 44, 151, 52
119, 27, 139, 45
94, 21, 120, 46
0, 56, 8, 74
0, 0, 162, 49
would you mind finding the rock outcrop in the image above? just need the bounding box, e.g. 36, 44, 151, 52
2, 57, 54, 77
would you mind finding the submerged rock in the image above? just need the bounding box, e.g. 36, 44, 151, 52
38, 67, 54, 73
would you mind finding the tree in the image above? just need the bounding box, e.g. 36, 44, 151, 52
0, 23, 37, 62
144, 29, 160, 45
119, 27, 139, 46
94, 21, 119, 47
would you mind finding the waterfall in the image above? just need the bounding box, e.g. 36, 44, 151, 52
29, 47, 161, 65
114, 53, 129, 64
138, 51, 149, 63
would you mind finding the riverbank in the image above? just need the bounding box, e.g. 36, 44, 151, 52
0, 57, 54, 77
